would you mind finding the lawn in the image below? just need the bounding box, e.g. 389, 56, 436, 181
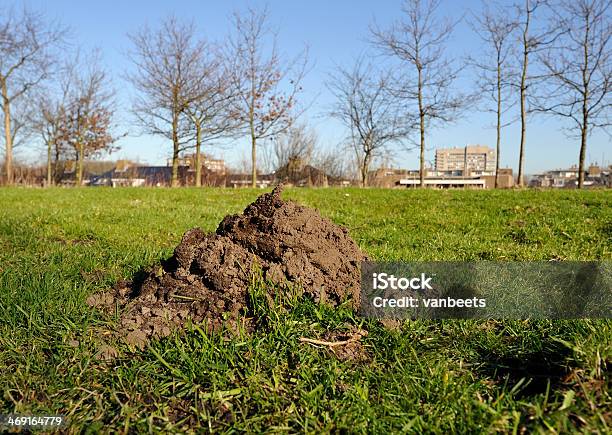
0, 187, 610, 433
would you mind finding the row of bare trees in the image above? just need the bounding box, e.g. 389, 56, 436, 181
0, 6, 65, 185
126, 7, 307, 187
328, 0, 610, 188
36, 52, 118, 186
473, 0, 610, 188
0, 6, 118, 186
259, 122, 350, 180
0, 5, 307, 187
1, 1, 610, 188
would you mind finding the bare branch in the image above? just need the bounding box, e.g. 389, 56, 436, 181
126, 16, 212, 186
532, 0, 611, 187
0, 5, 67, 184
328, 58, 412, 186
468, 1, 519, 187
225, 6, 309, 187
370, 0, 471, 186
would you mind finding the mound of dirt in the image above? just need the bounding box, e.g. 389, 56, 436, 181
87, 185, 367, 349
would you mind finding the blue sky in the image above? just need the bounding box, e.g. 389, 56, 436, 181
19, 0, 611, 173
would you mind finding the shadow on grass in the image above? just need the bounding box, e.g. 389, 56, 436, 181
474, 340, 572, 398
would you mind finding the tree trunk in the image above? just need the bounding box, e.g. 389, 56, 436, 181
53, 141, 61, 184
1, 81, 13, 186
46, 140, 52, 187
249, 101, 257, 188
578, 17, 590, 189
579, 78, 589, 189
75, 143, 83, 186
171, 145, 179, 187
517, 1, 530, 188
361, 152, 370, 187
578, 122, 587, 189
249, 77, 257, 188
417, 66, 425, 188
171, 112, 179, 187
195, 119, 202, 187
251, 133, 257, 188
495, 59, 502, 189
517, 73, 527, 187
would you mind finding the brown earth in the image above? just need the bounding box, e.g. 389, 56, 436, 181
87, 185, 367, 349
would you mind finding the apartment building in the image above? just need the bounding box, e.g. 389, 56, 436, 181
435, 145, 496, 174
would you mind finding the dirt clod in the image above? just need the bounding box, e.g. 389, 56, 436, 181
88, 186, 367, 348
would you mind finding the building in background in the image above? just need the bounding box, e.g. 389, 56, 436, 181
435, 145, 496, 175
398, 177, 487, 188
368, 168, 423, 188
227, 173, 276, 188
529, 165, 610, 188
93, 165, 176, 187
93, 154, 229, 187
480, 168, 515, 189
171, 153, 227, 175
369, 144, 512, 189
368, 166, 515, 189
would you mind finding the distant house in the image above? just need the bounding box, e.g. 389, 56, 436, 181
398, 177, 487, 189
56, 160, 125, 186
92, 165, 175, 187
529, 165, 609, 188
227, 172, 276, 188
530, 168, 579, 188
369, 168, 424, 187
225, 157, 352, 189
170, 153, 227, 175
90, 156, 229, 187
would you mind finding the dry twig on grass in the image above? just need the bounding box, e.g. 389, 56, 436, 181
299, 330, 368, 347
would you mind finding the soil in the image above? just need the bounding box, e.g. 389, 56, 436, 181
87, 185, 367, 349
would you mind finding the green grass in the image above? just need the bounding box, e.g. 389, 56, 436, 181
0, 187, 610, 433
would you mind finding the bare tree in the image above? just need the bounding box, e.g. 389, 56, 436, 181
470, 3, 519, 187
514, 0, 559, 186
57, 51, 117, 186
227, 6, 307, 187
32, 89, 67, 186
312, 146, 351, 180
127, 17, 207, 187
371, 0, 467, 187
328, 59, 409, 187
271, 122, 316, 171
535, 0, 611, 188
30, 56, 78, 186
0, 5, 66, 185
183, 45, 238, 187
40, 100, 62, 186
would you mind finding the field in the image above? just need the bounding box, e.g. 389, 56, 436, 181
0, 187, 610, 433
